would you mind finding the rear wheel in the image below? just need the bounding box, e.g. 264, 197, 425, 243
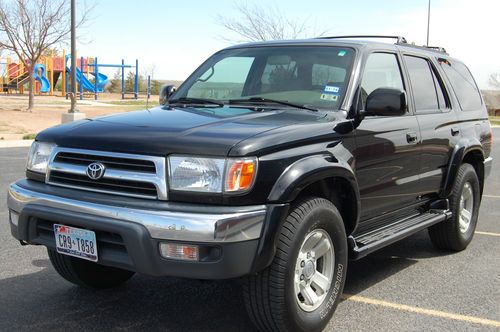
48, 248, 134, 289
244, 197, 348, 332
428, 163, 480, 251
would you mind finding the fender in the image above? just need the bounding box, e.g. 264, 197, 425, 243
268, 154, 360, 209
441, 137, 484, 198
252, 154, 361, 272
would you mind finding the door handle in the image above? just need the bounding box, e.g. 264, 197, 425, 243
406, 132, 418, 144
451, 127, 460, 136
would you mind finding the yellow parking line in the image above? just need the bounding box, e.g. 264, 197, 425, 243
342, 294, 500, 328
483, 195, 500, 199
475, 231, 500, 237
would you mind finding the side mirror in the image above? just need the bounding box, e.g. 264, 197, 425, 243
364, 88, 406, 117
159, 85, 177, 105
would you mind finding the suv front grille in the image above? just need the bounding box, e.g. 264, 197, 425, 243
54, 152, 156, 173
49, 170, 158, 197
46, 148, 168, 200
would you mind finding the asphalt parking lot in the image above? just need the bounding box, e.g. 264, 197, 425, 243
0, 129, 499, 331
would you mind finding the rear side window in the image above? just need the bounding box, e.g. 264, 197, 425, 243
404, 55, 448, 112
439, 60, 482, 111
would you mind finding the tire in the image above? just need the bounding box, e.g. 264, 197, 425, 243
244, 197, 348, 332
47, 248, 135, 289
428, 163, 480, 251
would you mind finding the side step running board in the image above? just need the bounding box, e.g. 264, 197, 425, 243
349, 209, 452, 260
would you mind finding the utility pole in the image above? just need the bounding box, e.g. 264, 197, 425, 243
69, 0, 77, 113
62, 0, 86, 123
426, 0, 431, 46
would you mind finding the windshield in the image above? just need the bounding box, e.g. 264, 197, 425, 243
174, 46, 355, 110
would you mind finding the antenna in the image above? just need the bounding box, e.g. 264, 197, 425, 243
426, 0, 431, 46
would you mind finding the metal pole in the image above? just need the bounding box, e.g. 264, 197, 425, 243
79, 56, 83, 100
134, 59, 138, 99
69, 0, 77, 112
121, 59, 125, 99
426, 0, 431, 46
147, 75, 151, 99
94, 57, 98, 100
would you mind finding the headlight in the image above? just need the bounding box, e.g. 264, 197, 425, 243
27, 141, 56, 174
168, 155, 257, 193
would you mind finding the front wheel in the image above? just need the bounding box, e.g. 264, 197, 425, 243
244, 197, 348, 332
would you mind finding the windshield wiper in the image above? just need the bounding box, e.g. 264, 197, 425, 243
228, 97, 318, 112
168, 97, 224, 107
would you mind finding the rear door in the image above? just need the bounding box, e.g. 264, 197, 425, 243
401, 53, 459, 197
354, 52, 422, 221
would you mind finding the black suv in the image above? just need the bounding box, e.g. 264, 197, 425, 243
7, 36, 493, 331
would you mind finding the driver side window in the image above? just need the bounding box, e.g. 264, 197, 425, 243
360, 53, 404, 109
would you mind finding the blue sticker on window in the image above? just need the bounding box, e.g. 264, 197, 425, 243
338, 50, 347, 57
324, 85, 340, 95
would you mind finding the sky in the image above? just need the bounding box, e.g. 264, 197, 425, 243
74, 0, 499, 88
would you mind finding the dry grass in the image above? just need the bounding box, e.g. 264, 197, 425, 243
0, 93, 159, 140
490, 116, 500, 126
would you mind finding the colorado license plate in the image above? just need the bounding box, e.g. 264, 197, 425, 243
54, 224, 98, 262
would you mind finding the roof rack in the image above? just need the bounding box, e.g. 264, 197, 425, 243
318, 35, 408, 44
317, 35, 449, 54
425, 46, 448, 53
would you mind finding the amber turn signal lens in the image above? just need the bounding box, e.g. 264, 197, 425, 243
159, 243, 199, 261
225, 158, 257, 192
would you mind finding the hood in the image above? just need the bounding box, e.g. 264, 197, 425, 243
37, 106, 333, 156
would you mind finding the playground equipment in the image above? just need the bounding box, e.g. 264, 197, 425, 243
1, 53, 141, 100
0, 60, 50, 93
34, 64, 51, 93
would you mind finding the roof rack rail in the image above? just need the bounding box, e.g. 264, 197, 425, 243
318, 35, 408, 44
425, 46, 448, 53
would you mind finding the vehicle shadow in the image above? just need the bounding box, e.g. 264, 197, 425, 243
0, 230, 452, 331
344, 229, 453, 295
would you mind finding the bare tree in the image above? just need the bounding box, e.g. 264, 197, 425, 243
489, 73, 500, 89
216, 2, 327, 42
0, 0, 91, 111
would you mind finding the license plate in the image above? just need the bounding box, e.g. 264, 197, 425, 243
53, 224, 98, 262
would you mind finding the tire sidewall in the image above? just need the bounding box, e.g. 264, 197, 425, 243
450, 164, 480, 246
283, 201, 347, 332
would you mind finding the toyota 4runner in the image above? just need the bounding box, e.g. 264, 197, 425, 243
7, 36, 493, 331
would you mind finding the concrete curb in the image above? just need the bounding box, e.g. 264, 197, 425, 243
0, 140, 33, 148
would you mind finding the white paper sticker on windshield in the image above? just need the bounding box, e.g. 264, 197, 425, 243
320, 94, 338, 101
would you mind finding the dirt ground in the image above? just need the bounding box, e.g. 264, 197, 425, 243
0, 93, 159, 140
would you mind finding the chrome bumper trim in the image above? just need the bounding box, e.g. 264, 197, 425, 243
7, 182, 266, 243
484, 156, 492, 178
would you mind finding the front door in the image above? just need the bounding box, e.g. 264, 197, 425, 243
353, 52, 422, 221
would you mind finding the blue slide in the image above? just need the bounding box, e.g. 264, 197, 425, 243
65, 55, 109, 93
33, 63, 50, 93
68, 66, 109, 93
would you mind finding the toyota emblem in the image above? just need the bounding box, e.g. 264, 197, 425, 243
86, 162, 106, 180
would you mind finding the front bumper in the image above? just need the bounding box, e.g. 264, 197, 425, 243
7, 180, 279, 279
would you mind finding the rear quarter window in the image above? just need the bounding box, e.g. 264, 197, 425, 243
439, 59, 482, 111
